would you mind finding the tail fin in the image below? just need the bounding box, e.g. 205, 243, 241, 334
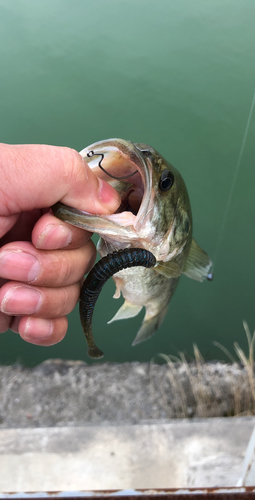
132, 305, 168, 345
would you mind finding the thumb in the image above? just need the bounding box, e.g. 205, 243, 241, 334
0, 143, 120, 216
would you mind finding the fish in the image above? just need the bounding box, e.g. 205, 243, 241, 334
52, 138, 212, 358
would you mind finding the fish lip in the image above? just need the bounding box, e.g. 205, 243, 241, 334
79, 138, 152, 228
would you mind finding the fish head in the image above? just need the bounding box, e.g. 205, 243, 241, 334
56, 139, 192, 264
133, 143, 192, 262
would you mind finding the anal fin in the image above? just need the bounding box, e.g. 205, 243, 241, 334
108, 300, 142, 324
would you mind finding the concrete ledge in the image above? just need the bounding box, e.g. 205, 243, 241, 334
1, 418, 255, 492
1, 360, 254, 427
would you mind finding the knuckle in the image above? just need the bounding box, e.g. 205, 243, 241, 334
60, 147, 83, 184
48, 251, 72, 287
48, 285, 79, 318
58, 251, 72, 284
56, 287, 74, 317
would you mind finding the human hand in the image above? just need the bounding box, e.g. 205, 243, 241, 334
0, 143, 120, 346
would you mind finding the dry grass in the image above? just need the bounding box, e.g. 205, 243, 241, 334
214, 320, 255, 416
150, 321, 255, 418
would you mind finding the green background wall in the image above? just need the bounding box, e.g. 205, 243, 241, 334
0, 0, 254, 365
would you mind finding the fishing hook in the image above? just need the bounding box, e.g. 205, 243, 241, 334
87, 150, 138, 180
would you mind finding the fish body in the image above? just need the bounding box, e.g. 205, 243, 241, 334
53, 139, 212, 354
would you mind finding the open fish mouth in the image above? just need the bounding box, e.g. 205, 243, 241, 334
52, 138, 156, 247
79, 139, 152, 229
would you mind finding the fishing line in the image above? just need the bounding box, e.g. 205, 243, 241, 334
87, 150, 138, 180
212, 87, 255, 270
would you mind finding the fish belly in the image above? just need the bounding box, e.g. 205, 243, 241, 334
110, 266, 180, 345
97, 237, 180, 344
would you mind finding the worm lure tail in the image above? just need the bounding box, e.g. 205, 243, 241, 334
79, 248, 156, 359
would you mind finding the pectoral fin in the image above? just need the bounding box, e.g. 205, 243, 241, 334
132, 305, 168, 345
182, 238, 212, 282
108, 300, 143, 324
154, 260, 181, 279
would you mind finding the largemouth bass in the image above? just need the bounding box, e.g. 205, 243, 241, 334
53, 138, 212, 358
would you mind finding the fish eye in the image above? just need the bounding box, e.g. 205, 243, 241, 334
159, 169, 174, 192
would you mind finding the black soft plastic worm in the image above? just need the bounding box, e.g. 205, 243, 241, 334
80, 248, 156, 359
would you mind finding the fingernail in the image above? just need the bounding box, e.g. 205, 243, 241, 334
1, 286, 42, 315
36, 224, 72, 249
0, 251, 40, 282
98, 178, 121, 211
23, 317, 53, 340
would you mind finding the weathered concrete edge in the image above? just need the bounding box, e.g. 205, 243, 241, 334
1, 417, 255, 491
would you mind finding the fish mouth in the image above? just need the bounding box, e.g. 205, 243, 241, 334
80, 139, 152, 228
